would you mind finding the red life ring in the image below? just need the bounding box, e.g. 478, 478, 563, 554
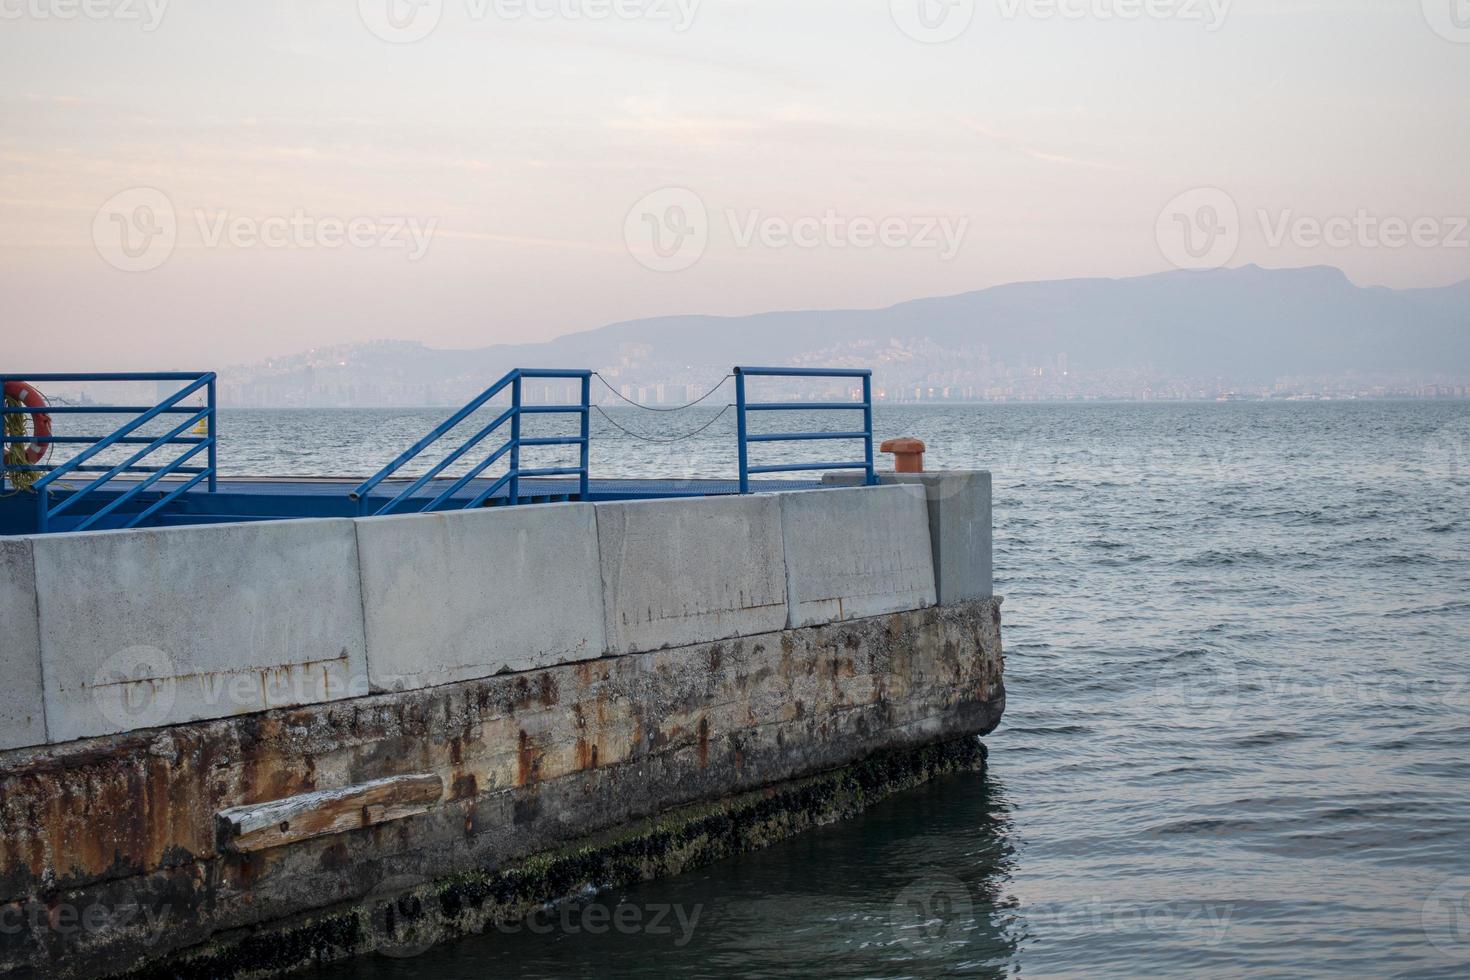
3, 381, 51, 465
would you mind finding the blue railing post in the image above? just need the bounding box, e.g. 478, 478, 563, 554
735, 369, 750, 495
3, 372, 218, 532
509, 374, 522, 506
350, 368, 589, 517
207, 374, 218, 493
730, 366, 874, 491
862, 374, 876, 486
578, 374, 591, 501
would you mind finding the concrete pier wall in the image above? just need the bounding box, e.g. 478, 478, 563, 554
0, 600, 1003, 979
2, 482, 978, 750
0, 477, 999, 978
596, 494, 788, 655
0, 540, 43, 752
356, 503, 606, 691
32, 519, 370, 745
825, 470, 994, 603
779, 485, 936, 626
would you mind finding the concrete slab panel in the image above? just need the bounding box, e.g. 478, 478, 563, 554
921, 471, 992, 603
824, 471, 993, 603
33, 519, 367, 744
0, 538, 45, 751
779, 484, 936, 627
596, 495, 788, 654
356, 504, 607, 691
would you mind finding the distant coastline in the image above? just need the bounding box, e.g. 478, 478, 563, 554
207, 396, 1470, 411
194, 265, 1466, 409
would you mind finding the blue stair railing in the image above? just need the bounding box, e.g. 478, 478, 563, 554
1, 372, 217, 533
352, 368, 591, 516
733, 366, 877, 493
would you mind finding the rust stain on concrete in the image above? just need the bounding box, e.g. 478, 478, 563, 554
0, 600, 1004, 980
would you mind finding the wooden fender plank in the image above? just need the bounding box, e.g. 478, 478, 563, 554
217, 774, 444, 853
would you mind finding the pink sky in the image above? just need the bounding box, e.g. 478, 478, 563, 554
2, 0, 1467, 369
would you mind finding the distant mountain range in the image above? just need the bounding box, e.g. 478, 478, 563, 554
221, 265, 1470, 406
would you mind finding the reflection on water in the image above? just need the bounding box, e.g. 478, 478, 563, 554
326, 768, 1020, 980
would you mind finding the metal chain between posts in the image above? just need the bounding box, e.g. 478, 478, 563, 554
593, 403, 734, 444
587, 372, 737, 444
591, 372, 733, 411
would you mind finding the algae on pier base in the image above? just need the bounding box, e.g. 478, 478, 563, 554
125, 737, 989, 980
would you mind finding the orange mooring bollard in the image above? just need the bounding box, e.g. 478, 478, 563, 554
880, 437, 926, 473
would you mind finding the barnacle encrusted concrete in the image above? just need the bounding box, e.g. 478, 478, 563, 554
0, 600, 1003, 978
126, 737, 990, 980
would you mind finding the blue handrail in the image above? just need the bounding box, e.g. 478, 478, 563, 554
733, 366, 876, 493
351, 368, 591, 516
1, 372, 218, 532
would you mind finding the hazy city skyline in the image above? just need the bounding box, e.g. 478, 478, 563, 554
196, 264, 1468, 407
3, 0, 1468, 370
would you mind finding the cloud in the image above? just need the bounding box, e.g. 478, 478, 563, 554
956, 117, 1125, 173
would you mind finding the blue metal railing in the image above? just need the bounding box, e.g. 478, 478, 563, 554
1, 372, 218, 533
733, 366, 876, 493
351, 368, 591, 516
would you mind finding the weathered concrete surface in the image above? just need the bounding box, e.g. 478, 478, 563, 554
0, 539, 44, 751
31, 519, 368, 744
596, 495, 788, 654
147, 738, 988, 978
826, 470, 993, 602
3, 480, 972, 752
0, 600, 1002, 979
356, 504, 606, 691
779, 485, 936, 627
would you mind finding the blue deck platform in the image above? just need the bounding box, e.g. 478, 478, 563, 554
2, 366, 873, 536
0, 475, 819, 534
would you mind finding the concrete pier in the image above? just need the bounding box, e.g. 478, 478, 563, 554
0, 476, 1001, 978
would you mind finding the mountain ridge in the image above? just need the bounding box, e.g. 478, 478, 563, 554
222, 265, 1470, 405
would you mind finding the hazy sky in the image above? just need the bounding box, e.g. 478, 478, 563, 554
1, 0, 1466, 369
